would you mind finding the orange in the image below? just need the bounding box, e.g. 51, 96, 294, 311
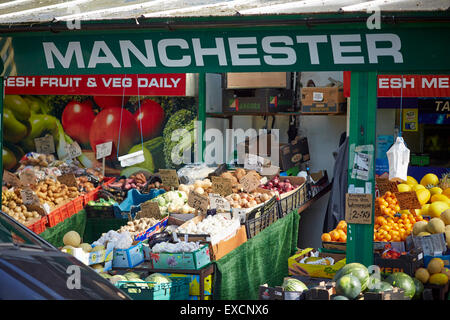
340, 234, 347, 242
329, 230, 340, 242
384, 234, 392, 241
337, 229, 346, 240
321, 233, 332, 242
385, 191, 392, 197
394, 205, 401, 212
337, 221, 347, 230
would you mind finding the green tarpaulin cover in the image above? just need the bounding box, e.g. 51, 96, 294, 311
213, 210, 300, 300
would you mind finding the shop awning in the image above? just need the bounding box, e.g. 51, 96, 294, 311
0, 0, 448, 24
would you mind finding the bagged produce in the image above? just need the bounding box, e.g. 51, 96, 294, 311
387, 137, 410, 182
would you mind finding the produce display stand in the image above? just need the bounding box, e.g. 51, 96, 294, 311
113, 262, 215, 301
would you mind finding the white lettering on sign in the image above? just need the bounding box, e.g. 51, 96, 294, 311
378, 77, 415, 89
42, 34, 405, 70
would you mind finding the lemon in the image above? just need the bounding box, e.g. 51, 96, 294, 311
430, 187, 443, 196
430, 194, 450, 205
429, 201, 450, 218
397, 183, 412, 192
420, 173, 439, 187
416, 188, 431, 205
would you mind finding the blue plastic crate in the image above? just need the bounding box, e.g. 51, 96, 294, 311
115, 277, 190, 300
113, 188, 166, 219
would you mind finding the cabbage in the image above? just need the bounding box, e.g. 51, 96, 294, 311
144, 273, 171, 288
99, 272, 112, 279
109, 275, 127, 285
123, 272, 141, 280
281, 278, 308, 292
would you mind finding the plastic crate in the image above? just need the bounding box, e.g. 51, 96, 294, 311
71, 196, 84, 217
27, 216, 48, 234
115, 277, 190, 300
83, 177, 116, 206
113, 188, 166, 219
245, 196, 279, 239
277, 185, 306, 218
47, 207, 65, 227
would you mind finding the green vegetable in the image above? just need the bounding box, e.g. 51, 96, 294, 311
143, 136, 165, 171
4, 95, 31, 122
144, 273, 171, 289
127, 144, 154, 173
3, 108, 30, 143
163, 109, 196, 169
20, 113, 59, 152
3, 146, 18, 171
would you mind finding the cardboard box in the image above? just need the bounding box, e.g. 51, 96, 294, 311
373, 249, 424, 276
149, 244, 211, 270
223, 88, 294, 113
112, 241, 145, 268
301, 87, 346, 114
288, 248, 346, 279
210, 225, 247, 261
258, 284, 304, 300
68, 242, 114, 267
304, 281, 336, 300
160, 273, 213, 296
363, 287, 407, 300
226, 72, 291, 89
279, 137, 310, 170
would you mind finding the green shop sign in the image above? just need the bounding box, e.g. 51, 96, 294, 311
6, 25, 450, 76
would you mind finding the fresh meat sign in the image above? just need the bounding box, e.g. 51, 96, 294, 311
377, 75, 450, 97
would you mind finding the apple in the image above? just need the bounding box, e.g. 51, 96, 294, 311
134, 99, 165, 141
61, 100, 96, 146
93, 96, 130, 109
89, 107, 139, 160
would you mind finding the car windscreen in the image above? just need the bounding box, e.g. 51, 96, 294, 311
0, 212, 49, 249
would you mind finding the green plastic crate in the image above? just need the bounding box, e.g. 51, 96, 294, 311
115, 277, 190, 300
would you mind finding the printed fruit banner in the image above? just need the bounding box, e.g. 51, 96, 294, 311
2, 94, 197, 176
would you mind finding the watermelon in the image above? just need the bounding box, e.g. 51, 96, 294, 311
367, 281, 394, 293
413, 278, 424, 300
335, 274, 362, 299
332, 295, 349, 300
333, 263, 370, 291
281, 278, 308, 292
386, 272, 416, 299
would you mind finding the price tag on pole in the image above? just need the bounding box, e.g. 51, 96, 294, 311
188, 190, 209, 215
345, 193, 373, 224
96, 141, 113, 177
20, 189, 40, 206
211, 176, 233, 197
159, 169, 180, 189
34, 134, 55, 154
209, 193, 231, 212
3, 170, 22, 187
65, 141, 82, 159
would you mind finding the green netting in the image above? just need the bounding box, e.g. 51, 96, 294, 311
213, 210, 300, 300
40, 210, 87, 248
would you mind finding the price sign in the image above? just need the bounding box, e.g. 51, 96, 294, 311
96, 141, 113, 160
57, 173, 77, 187
34, 134, 55, 154
240, 172, 261, 193
20, 189, 40, 206
19, 170, 37, 186
211, 176, 233, 197
159, 169, 179, 189
394, 191, 422, 210
345, 193, 373, 224
209, 193, 231, 212
139, 201, 162, 219
188, 190, 209, 215
65, 141, 82, 159
3, 170, 22, 187
26, 203, 46, 217
376, 178, 399, 196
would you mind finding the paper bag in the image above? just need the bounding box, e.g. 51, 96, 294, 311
386, 137, 410, 182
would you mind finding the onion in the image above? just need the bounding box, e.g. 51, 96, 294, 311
194, 187, 204, 195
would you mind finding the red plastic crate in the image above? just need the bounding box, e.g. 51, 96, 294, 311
47, 207, 64, 227
71, 196, 84, 217
27, 216, 48, 234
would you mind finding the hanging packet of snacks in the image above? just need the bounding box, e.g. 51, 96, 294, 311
386, 137, 410, 182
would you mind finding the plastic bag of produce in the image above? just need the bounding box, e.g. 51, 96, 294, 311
386, 137, 410, 182
177, 163, 216, 185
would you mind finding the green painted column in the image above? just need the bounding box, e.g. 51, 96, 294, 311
346, 71, 377, 267
198, 73, 207, 162
0, 76, 3, 195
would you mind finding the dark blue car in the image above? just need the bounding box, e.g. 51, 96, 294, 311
0, 211, 130, 300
